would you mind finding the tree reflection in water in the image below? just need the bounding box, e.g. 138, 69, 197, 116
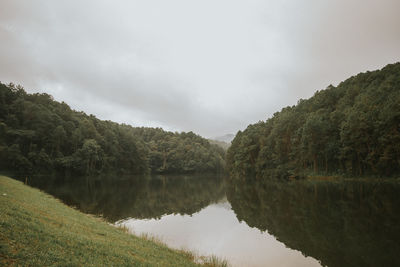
28, 174, 226, 222
227, 178, 400, 267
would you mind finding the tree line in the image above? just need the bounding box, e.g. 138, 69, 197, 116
0, 83, 225, 176
227, 62, 400, 179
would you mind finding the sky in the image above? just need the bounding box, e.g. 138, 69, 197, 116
0, 0, 399, 138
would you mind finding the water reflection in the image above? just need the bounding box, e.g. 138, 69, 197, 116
27, 174, 225, 222
120, 200, 321, 267
227, 178, 400, 267
21, 173, 400, 266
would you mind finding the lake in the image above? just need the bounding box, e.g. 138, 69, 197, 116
24, 174, 400, 267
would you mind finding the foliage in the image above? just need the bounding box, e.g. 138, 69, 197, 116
0, 83, 225, 175
130, 128, 225, 174
227, 63, 400, 179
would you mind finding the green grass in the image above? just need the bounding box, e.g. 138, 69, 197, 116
198, 255, 228, 267
0, 175, 226, 266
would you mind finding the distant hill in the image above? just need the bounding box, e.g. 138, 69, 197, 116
213, 134, 235, 143
208, 139, 230, 151
227, 62, 400, 179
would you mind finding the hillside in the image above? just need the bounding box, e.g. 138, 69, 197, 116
208, 139, 230, 151
227, 63, 400, 179
0, 83, 225, 176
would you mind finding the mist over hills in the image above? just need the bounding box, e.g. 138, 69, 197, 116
213, 134, 235, 143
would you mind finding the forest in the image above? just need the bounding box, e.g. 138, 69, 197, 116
0, 83, 225, 176
227, 62, 400, 179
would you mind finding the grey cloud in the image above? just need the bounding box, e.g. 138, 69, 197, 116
0, 0, 399, 137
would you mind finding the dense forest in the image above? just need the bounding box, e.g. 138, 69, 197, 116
227, 179, 400, 267
227, 63, 400, 179
0, 83, 225, 176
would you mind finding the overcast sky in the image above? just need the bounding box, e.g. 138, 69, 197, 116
1, 0, 399, 138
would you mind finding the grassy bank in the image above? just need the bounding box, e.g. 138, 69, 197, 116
0, 175, 220, 266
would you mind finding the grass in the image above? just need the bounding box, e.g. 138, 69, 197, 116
0, 175, 228, 266
198, 255, 229, 267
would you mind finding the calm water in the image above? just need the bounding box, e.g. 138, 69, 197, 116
24, 174, 400, 267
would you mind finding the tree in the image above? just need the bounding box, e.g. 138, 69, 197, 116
227, 62, 400, 179
79, 139, 102, 174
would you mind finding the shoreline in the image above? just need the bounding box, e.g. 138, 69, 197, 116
0, 175, 227, 266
